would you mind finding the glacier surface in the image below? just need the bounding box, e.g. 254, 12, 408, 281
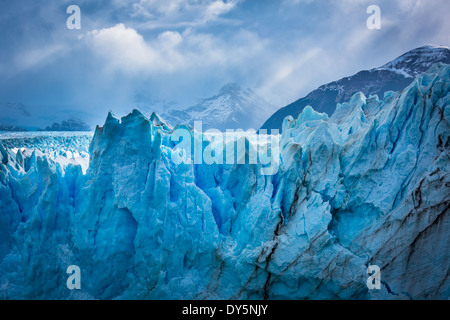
0, 64, 449, 300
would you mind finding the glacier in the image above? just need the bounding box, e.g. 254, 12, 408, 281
0, 63, 449, 300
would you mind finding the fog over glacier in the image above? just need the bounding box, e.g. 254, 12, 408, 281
0, 64, 449, 299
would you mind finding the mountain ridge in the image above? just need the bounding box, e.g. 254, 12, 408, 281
261, 45, 450, 132
161, 82, 275, 131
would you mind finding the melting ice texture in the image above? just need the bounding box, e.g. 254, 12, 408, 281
0, 64, 449, 300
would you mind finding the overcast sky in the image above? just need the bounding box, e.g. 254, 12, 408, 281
1, 0, 449, 127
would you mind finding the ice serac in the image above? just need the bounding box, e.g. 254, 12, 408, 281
0, 64, 449, 300
74, 109, 220, 299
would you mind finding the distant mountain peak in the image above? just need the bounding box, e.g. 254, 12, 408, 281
220, 82, 242, 94
45, 118, 91, 132
422, 44, 450, 50
376, 45, 450, 78
261, 44, 450, 132
161, 83, 274, 131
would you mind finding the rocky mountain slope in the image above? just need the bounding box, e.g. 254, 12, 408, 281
261, 45, 450, 132
162, 83, 275, 131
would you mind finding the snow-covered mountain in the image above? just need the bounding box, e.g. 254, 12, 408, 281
0, 63, 448, 299
261, 45, 450, 131
376, 44, 450, 78
162, 83, 275, 131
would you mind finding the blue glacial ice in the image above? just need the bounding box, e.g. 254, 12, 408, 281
0, 63, 449, 299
